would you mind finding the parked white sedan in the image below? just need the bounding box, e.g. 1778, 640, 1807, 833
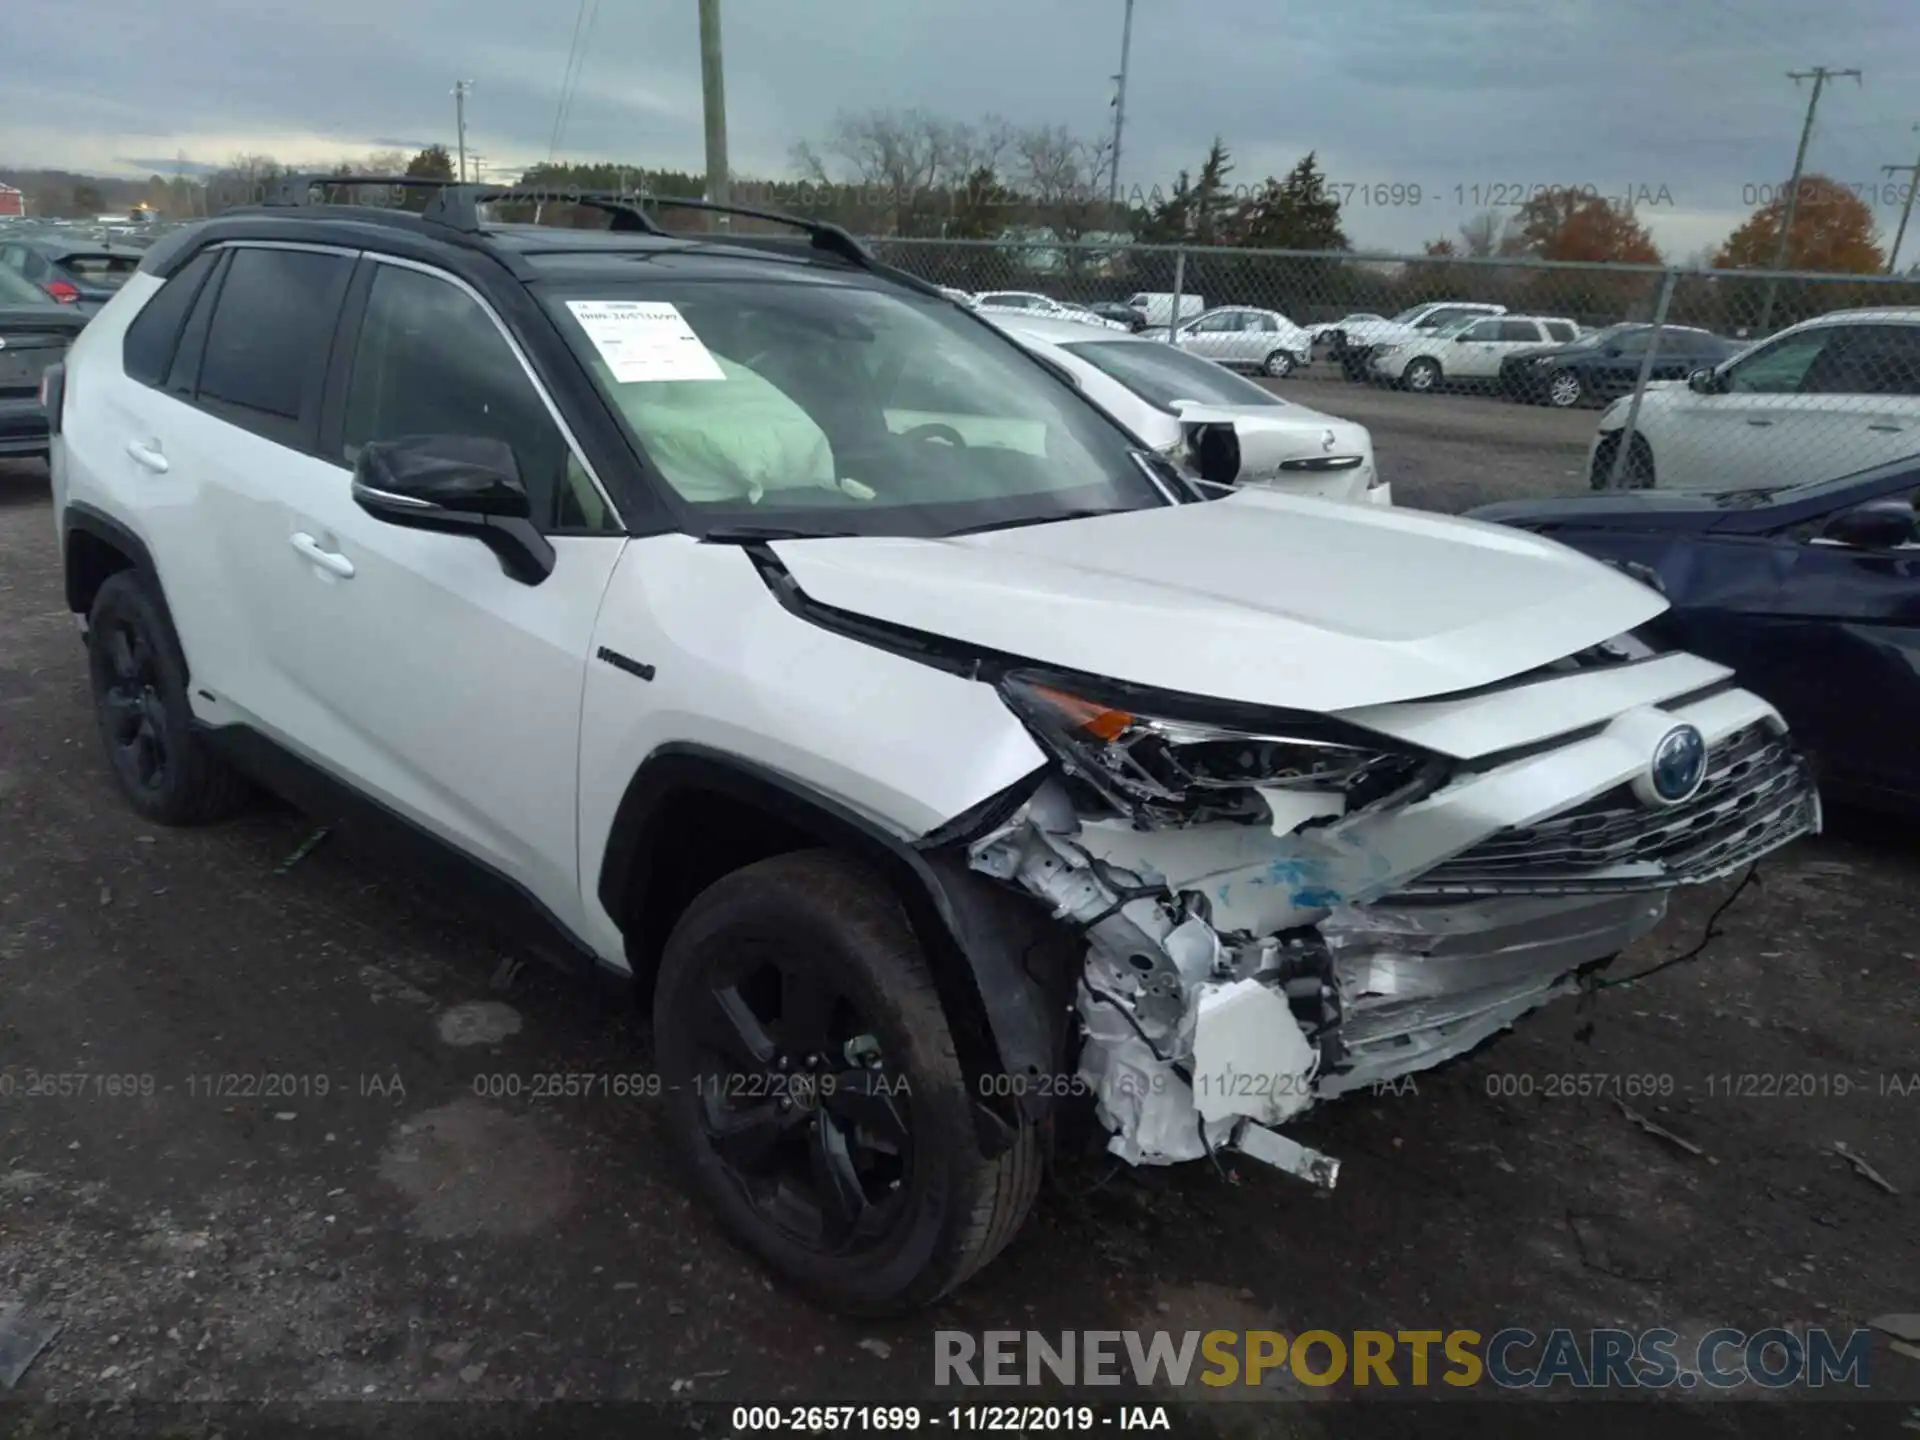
988, 314, 1388, 504
1158, 306, 1314, 378
1589, 307, 1920, 491
971, 291, 1130, 330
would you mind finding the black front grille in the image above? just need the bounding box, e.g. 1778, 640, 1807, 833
1401, 724, 1816, 896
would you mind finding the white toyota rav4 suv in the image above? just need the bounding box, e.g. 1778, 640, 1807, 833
47, 184, 1819, 1315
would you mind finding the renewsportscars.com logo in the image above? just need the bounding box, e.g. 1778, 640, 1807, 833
934, 1327, 1875, 1391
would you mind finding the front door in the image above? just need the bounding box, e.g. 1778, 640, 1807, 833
261, 257, 630, 930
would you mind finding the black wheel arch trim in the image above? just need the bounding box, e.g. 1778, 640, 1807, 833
62, 501, 169, 623
597, 744, 1071, 1125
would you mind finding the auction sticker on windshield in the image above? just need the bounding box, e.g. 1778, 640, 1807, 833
565, 300, 726, 383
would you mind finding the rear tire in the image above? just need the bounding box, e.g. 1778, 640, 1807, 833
1403, 357, 1441, 393
1262, 349, 1295, 378
653, 849, 1041, 1315
85, 571, 252, 826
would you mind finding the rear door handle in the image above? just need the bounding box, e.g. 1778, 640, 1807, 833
126, 440, 169, 473
1868, 423, 1904, 433
290, 532, 355, 578
1745, 418, 1774, 427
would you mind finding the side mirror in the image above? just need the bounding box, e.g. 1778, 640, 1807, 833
1686, 367, 1719, 395
351, 435, 555, 585
1822, 501, 1918, 551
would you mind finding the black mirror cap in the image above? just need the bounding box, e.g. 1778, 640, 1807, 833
1184, 421, 1241, 487
352, 434, 531, 519
1825, 500, 1918, 550
1686, 367, 1719, 395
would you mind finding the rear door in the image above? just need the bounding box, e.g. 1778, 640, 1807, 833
1455, 318, 1536, 378
257, 255, 629, 925
119, 242, 361, 735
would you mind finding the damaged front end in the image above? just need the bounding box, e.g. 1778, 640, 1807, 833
960, 658, 1820, 1189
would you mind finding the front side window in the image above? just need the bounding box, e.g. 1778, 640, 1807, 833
197, 247, 353, 430
1458, 320, 1502, 342
1724, 331, 1835, 394
540, 279, 1164, 537
1061, 338, 1287, 411
344, 264, 610, 531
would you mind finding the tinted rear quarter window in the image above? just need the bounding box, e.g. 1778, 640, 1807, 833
122, 250, 219, 387
197, 247, 353, 441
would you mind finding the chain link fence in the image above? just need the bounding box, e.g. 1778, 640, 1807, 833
870, 237, 1920, 503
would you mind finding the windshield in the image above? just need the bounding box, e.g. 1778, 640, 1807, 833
1061, 339, 1284, 411
540, 280, 1166, 538
1388, 307, 1430, 323
0, 264, 55, 307
1567, 324, 1638, 349
1429, 315, 1481, 338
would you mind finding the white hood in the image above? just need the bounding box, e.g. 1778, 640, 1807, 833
769, 487, 1666, 714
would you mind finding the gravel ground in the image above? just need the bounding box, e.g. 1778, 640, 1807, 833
2, 452, 1916, 1437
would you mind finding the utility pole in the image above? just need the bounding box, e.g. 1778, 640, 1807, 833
1882, 122, 1920, 275
1107, 0, 1136, 213
1760, 66, 1861, 331
452, 79, 474, 183
698, 0, 730, 226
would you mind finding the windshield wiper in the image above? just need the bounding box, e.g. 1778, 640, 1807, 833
699, 524, 861, 543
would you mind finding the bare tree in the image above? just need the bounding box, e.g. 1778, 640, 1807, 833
1007, 123, 1114, 249
794, 108, 1012, 235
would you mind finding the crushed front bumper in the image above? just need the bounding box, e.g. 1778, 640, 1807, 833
965, 661, 1820, 1188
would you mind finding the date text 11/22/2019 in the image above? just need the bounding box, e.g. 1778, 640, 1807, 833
729, 1406, 1172, 1431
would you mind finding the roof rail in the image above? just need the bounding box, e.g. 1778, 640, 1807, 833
244, 179, 936, 292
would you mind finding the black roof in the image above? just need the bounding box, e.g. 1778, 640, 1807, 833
136, 178, 937, 298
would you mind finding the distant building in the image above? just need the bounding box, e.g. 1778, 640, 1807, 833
0, 183, 24, 218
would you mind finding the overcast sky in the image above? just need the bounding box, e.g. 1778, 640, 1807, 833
5, 0, 1919, 261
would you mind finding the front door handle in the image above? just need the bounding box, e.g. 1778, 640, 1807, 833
126, 440, 169, 473
1745, 418, 1774, 427
1868, 423, 1904, 433
290, 532, 355, 578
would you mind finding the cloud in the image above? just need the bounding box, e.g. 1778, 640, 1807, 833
6, 0, 1918, 255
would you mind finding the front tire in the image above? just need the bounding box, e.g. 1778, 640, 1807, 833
1590, 432, 1656, 489
1546, 369, 1585, 408
653, 850, 1041, 1315
1262, 349, 1295, 378
85, 571, 251, 825
1403, 357, 1441, 393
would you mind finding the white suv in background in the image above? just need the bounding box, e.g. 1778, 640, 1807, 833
47, 185, 1818, 1315
1372, 314, 1581, 392
1592, 308, 1920, 491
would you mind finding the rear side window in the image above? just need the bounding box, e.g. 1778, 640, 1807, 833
197, 247, 352, 437
1497, 321, 1541, 343
122, 250, 219, 387
1544, 322, 1577, 342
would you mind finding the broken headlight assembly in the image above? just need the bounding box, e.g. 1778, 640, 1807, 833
998, 672, 1440, 826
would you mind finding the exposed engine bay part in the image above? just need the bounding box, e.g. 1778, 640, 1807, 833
964, 747, 1797, 1185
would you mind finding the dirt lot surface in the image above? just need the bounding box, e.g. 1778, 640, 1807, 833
2, 455, 1917, 1438
1271, 369, 1598, 513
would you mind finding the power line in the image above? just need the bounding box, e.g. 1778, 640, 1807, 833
1882, 122, 1920, 275
547, 0, 601, 163
1760, 65, 1861, 331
